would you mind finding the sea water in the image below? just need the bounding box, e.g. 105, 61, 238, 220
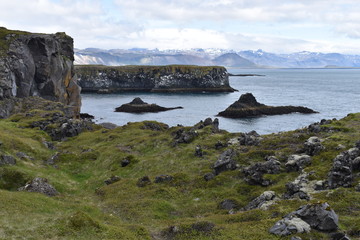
81, 68, 360, 134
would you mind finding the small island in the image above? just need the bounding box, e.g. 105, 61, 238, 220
218, 93, 317, 118
115, 97, 183, 113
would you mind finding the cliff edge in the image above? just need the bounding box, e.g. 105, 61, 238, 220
0, 27, 81, 117
76, 65, 235, 93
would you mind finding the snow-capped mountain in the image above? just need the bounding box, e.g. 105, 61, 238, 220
74, 48, 360, 68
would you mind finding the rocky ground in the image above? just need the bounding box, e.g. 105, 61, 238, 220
0, 97, 359, 239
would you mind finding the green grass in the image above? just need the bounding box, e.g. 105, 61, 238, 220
1, 106, 360, 239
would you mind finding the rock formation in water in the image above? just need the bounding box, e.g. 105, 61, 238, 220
115, 97, 183, 113
76, 65, 235, 93
0, 27, 81, 118
218, 93, 317, 118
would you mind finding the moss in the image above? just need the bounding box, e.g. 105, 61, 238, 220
0, 27, 30, 56
0, 168, 31, 190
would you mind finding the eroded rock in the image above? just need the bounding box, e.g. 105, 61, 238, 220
18, 177, 58, 196
285, 154, 311, 172
243, 191, 277, 211
304, 137, 324, 156
0, 155, 16, 166
213, 149, 237, 175
242, 156, 281, 186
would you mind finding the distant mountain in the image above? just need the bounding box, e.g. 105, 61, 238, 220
238, 49, 360, 68
213, 53, 256, 68
74, 48, 360, 68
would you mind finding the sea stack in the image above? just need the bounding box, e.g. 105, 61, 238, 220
218, 93, 317, 118
115, 97, 183, 113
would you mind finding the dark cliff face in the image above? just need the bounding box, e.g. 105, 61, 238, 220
75, 65, 234, 93
0, 28, 81, 117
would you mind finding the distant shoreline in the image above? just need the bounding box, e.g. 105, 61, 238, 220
228, 73, 265, 77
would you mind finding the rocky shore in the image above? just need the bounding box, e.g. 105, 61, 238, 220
218, 92, 317, 118
76, 64, 235, 93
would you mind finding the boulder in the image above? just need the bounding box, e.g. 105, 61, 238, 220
330, 232, 351, 240
219, 199, 239, 211
285, 154, 312, 172
194, 145, 203, 157
308, 119, 333, 133
304, 137, 324, 156
18, 177, 58, 196
328, 147, 359, 188
193, 118, 220, 132
293, 202, 338, 231
141, 121, 169, 131
269, 216, 311, 236
115, 97, 182, 113
121, 157, 131, 167
238, 131, 262, 146
213, 149, 237, 175
203, 172, 215, 181
173, 128, 198, 145
218, 93, 317, 118
104, 176, 120, 185
242, 157, 281, 186
154, 175, 173, 183
243, 191, 276, 210
0, 155, 16, 166
137, 176, 151, 187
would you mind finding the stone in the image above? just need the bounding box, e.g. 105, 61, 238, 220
215, 141, 226, 149
219, 199, 239, 211
16, 152, 34, 161
0, 155, 16, 166
18, 177, 58, 196
285, 154, 312, 172
283, 172, 314, 200
154, 175, 173, 183
195, 145, 203, 157
304, 136, 324, 156
45, 153, 59, 166
293, 202, 338, 231
269, 216, 311, 236
308, 119, 333, 133
291, 237, 303, 240
173, 128, 198, 145
213, 149, 237, 175
330, 232, 351, 240
43, 141, 55, 149
242, 157, 281, 186
353, 157, 360, 171
203, 172, 215, 181
193, 118, 220, 132
238, 131, 262, 146
121, 158, 131, 167
243, 191, 276, 210
218, 93, 317, 118
104, 176, 120, 185
137, 176, 151, 187
328, 150, 355, 189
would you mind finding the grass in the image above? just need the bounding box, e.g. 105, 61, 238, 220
0, 103, 360, 239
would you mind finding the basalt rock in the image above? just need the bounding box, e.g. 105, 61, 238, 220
303, 137, 324, 156
0, 155, 16, 166
269, 216, 311, 236
328, 147, 359, 188
154, 175, 173, 183
218, 93, 317, 118
173, 128, 198, 145
242, 156, 281, 186
285, 154, 312, 172
76, 65, 235, 93
115, 97, 183, 113
243, 191, 277, 211
18, 177, 58, 196
308, 119, 334, 133
238, 130, 262, 146
0, 27, 81, 118
213, 149, 237, 175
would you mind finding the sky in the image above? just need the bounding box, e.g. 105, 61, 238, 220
1, 0, 360, 53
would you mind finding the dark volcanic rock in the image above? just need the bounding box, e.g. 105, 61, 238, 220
238, 130, 262, 146
137, 176, 151, 187
242, 156, 281, 186
285, 154, 312, 172
115, 97, 182, 113
243, 191, 276, 211
104, 176, 120, 185
213, 149, 237, 175
219, 199, 239, 211
0, 155, 16, 166
303, 136, 324, 156
18, 177, 58, 196
0, 28, 81, 117
76, 65, 235, 93
328, 147, 359, 189
173, 128, 198, 145
203, 172, 215, 181
154, 175, 173, 183
218, 93, 317, 118
270, 202, 339, 236
195, 145, 203, 157
141, 121, 169, 131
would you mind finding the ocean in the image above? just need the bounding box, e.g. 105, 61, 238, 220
81, 68, 360, 134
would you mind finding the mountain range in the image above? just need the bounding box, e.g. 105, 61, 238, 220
75, 48, 360, 68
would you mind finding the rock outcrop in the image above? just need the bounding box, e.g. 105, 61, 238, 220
115, 97, 182, 113
76, 65, 235, 93
18, 177, 58, 196
0, 27, 81, 118
218, 93, 317, 118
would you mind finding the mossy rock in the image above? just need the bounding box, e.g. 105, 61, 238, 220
0, 168, 31, 190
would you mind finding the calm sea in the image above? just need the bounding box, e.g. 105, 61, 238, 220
81, 68, 360, 134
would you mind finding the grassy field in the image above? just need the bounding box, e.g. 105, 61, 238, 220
0, 104, 359, 239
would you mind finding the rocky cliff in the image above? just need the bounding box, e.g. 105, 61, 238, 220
0, 27, 81, 117
75, 65, 235, 93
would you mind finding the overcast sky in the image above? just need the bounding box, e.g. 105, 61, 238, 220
1, 0, 360, 53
